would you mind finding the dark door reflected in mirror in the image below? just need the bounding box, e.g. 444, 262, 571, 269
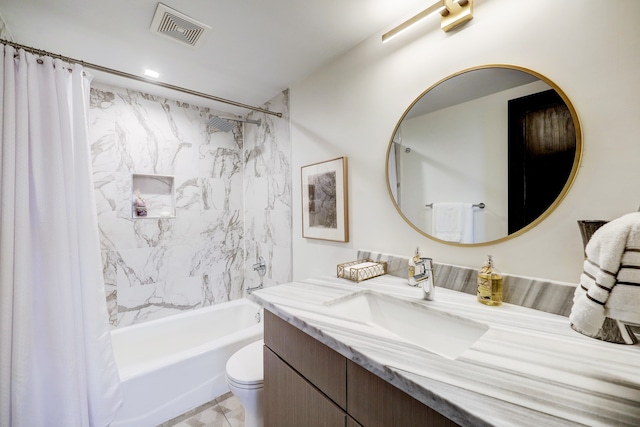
386, 65, 582, 246
508, 89, 576, 234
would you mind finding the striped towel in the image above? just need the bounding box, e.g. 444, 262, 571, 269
570, 212, 640, 336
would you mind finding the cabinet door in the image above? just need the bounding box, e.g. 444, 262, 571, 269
264, 310, 346, 408
264, 346, 346, 427
347, 360, 459, 427
347, 415, 364, 427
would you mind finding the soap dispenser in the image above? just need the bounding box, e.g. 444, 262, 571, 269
477, 255, 503, 306
408, 247, 421, 287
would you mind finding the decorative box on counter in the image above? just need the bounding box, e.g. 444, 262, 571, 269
337, 259, 387, 283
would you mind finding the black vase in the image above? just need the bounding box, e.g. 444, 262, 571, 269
577, 220, 608, 253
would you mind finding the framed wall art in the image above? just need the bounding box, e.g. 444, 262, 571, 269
301, 156, 349, 242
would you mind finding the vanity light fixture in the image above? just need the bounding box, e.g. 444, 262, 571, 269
382, 0, 473, 43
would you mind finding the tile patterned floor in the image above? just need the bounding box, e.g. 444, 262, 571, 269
160, 392, 245, 427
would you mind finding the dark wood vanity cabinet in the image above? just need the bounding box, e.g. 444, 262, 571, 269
264, 310, 459, 427
347, 360, 458, 427
264, 347, 346, 426
264, 310, 346, 427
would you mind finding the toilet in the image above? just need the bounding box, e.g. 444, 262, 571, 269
225, 340, 264, 427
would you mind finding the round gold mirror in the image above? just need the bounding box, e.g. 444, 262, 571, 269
386, 65, 582, 246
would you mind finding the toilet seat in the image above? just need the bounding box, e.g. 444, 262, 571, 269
226, 340, 264, 389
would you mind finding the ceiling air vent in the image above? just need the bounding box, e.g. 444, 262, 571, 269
150, 3, 211, 48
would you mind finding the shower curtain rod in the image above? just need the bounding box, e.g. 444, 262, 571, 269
1, 38, 283, 118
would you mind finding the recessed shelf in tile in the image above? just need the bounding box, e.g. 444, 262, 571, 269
131, 173, 175, 219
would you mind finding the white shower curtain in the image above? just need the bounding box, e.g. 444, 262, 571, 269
0, 45, 122, 426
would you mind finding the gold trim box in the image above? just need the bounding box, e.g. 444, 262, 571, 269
337, 259, 387, 283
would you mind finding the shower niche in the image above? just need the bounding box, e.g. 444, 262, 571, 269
131, 173, 175, 219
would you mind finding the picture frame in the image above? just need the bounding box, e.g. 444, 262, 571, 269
301, 156, 349, 242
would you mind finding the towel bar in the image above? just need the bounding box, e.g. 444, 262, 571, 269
425, 202, 485, 209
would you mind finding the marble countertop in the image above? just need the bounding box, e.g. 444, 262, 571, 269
250, 275, 640, 427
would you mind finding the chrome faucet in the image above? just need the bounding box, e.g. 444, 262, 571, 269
421, 258, 435, 301
247, 256, 266, 294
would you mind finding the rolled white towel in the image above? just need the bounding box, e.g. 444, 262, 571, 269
570, 212, 640, 335
606, 285, 640, 326
569, 287, 606, 337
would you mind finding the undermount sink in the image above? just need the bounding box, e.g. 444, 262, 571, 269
324, 290, 489, 359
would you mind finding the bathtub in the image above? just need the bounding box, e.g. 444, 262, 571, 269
109, 298, 263, 427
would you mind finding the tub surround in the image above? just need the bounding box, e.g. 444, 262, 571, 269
89, 84, 291, 327
250, 275, 640, 426
90, 83, 244, 326
243, 91, 292, 293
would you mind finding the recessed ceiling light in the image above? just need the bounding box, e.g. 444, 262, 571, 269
144, 69, 160, 79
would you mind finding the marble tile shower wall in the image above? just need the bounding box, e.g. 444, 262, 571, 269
89, 83, 291, 327
243, 91, 292, 290
0, 17, 13, 40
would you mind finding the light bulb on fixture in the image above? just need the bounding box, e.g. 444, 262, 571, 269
144, 69, 160, 79
382, 2, 448, 43
381, 0, 473, 43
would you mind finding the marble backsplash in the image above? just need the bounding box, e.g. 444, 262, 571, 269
89, 83, 290, 327
358, 250, 576, 316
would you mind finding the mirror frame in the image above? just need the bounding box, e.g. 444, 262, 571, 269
385, 64, 583, 246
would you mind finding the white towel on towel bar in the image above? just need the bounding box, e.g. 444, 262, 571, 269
431, 202, 474, 243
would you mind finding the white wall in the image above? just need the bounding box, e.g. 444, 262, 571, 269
290, 0, 640, 284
